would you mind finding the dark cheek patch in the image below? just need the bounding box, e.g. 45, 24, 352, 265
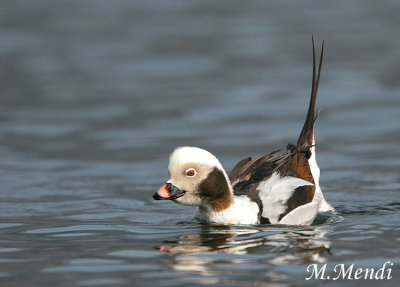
198, 168, 232, 211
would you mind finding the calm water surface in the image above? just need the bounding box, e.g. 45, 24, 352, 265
1, 1, 400, 286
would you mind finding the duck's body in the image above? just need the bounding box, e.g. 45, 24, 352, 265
153, 40, 333, 225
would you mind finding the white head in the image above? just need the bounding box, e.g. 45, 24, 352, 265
153, 146, 233, 211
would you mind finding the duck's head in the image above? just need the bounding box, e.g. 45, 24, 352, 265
153, 146, 233, 211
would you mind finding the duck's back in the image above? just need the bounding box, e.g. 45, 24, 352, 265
230, 147, 317, 224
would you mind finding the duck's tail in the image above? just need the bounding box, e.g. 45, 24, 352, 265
296, 38, 333, 212
297, 38, 324, 149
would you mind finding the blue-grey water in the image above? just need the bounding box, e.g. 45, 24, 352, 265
1, 1, 400, 286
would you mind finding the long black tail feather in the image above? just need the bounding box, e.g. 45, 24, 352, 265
297, 37, 324, 148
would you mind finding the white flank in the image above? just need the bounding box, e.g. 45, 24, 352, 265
196, 195, 259, 225
258, 172, 314, 224
309, 136, 334, 212
278, 201, 319, 225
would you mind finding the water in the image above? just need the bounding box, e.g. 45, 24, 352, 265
1, 1, 400, 286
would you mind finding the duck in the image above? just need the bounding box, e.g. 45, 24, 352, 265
153, 40, 333, 225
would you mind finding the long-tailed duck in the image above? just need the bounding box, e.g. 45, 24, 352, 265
153, 40, 333, 225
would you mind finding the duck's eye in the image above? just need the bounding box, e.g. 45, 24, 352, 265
185, 168, 196, 177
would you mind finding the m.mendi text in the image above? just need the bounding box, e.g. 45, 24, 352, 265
306, 261, 393, 280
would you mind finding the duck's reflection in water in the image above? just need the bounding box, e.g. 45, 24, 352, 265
158, 224, 331, 276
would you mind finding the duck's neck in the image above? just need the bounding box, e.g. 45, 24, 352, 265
198, 167, 233, 212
